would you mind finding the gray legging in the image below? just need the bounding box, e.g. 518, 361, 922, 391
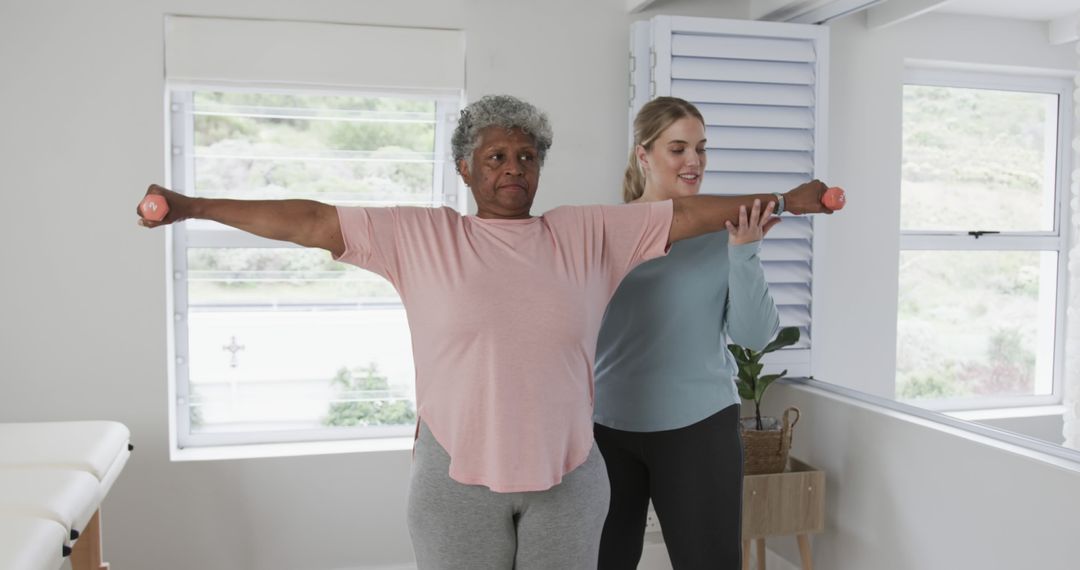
407, 422, 611, 569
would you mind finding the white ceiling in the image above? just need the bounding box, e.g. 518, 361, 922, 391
936, 0, 1080, 22
633, 0, 1079, 35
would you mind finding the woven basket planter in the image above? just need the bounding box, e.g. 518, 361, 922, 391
740, 407, 800, 475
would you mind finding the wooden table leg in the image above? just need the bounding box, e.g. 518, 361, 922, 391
742, 540, 751, 570
796, 534, 813, 570
756, 538, 766, 570
71, 509, 110, 570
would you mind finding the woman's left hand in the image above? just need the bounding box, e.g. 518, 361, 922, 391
725, 199, 780, 245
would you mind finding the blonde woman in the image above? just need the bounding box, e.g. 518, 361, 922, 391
593, 97, 827, 568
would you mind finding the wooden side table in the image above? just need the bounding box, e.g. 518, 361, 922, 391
741, 457, 825, 570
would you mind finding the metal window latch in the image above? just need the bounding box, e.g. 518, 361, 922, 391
968, 231, 1000, 239
647, 49, 657, 97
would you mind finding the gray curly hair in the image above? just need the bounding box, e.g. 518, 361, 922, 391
451, 95, 553, 174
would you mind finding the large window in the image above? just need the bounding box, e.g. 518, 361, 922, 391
897, 69, 1072, 410
168, 88, 462, 447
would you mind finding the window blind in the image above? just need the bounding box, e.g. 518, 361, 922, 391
631, 16, 829, 376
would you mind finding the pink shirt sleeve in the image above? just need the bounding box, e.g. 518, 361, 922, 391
596, 199, 673, 282
333, 206, 400, 283
334, 205, 463, 291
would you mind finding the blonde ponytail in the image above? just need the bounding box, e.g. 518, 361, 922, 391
622, 149, 646, 203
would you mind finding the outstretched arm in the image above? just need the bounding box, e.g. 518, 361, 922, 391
669, 179, 831, 243
136, 184, 346, 257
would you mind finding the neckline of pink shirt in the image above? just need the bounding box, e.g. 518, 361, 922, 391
467, 215, 540, 225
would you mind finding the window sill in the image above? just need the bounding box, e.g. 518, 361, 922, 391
948, 405, 1065, 422
784, 380, 1080, 472
170, 436, 414, 462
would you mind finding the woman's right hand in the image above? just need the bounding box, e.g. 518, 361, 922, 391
726, 199, 779, 245
783, 179, 832, 215
137, 184, 192, 228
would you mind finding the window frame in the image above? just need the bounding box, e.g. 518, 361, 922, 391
165, 82, 463, 450
897, 67, 1073, 412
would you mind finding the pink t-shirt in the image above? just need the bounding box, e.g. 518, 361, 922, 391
335, 201, 673, 492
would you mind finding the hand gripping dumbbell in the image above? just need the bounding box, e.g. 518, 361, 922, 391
138, 194, 169, 222
822, 186, 846, 211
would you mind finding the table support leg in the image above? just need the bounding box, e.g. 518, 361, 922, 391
71, 509, 110, 570
797, 533, 813, 570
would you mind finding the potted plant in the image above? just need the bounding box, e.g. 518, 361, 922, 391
728, 326, 801, 475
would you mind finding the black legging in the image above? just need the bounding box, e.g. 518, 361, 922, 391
594, 404, 743, 570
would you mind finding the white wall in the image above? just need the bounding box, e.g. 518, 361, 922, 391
0, 1, 748, 568
976, 413, 1066, 444
763, 383, 1080, 570
812, 12, 1077, 398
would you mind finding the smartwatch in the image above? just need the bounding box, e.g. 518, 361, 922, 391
772, 192, 785, 215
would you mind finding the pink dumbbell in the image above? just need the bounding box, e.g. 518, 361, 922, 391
138, 194, 169, 222
822, 186, 846, 211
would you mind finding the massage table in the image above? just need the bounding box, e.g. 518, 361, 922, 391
0, 421, 131, 570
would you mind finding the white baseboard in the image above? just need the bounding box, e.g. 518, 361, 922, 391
760, 547, 801, 570
331, 565, 417, 570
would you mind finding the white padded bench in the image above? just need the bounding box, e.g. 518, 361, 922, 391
0, 516, 67, 570
0, 469, 100, 542
0, 421, 131, 570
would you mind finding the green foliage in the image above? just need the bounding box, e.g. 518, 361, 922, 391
326, 121, 435, 153
903, 85, 1047, 192
728, 327, 800, 430
190, 248, 345, 273
193, 91, 435, 116
191, 91, 437, 200
900, 85, 1055, 233
896, 249, 1041, 401
960, 328, 1035, 396
185, 91, 439, 307
195, 115, 258, 146
899, 368, 961, 400
897, 326, 1035, 400
186, 248, 398, 304
323, 364, 417, 427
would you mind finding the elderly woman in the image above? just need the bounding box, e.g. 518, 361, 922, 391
138, 95, 830, 569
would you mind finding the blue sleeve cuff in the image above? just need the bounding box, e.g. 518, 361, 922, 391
728, 240, 762, 262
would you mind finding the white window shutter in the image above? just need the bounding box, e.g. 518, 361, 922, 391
631, 16, 829, 377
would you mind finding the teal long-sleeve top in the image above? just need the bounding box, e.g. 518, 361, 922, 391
593, 231, 780, 432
